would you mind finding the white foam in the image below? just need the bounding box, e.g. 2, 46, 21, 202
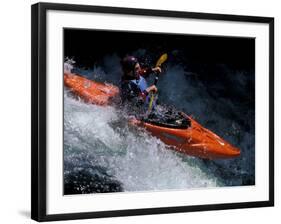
64, 91, 220, 192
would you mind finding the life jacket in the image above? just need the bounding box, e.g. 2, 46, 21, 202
121, 68, 155, 108
131, 76, 158, 109
131, 76, 148, 92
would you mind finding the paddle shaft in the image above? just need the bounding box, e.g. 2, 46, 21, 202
148, 54, 168, 112
154, 75, 159, 85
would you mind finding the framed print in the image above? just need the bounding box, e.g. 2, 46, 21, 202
31, 2, 274, 222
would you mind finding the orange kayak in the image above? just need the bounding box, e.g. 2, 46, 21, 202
140, 115, 240, 159
64, 72, 240, 159
64, 72, 119, 105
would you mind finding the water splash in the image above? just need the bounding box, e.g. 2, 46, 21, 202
64, 90, 220, 193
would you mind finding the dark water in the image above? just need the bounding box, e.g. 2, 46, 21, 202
64, 29, 255, 194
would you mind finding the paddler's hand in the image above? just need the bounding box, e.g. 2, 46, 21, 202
146, 85, 158, 93
152, 66, 162, 74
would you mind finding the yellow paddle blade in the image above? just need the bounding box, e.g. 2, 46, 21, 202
155, 53, 168, 67
148, 93, 155, 111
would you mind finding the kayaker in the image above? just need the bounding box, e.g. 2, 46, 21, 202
120, 55, 161, 113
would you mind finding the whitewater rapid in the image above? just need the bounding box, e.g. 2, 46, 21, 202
64, 90, 221, 193
63, 51, 255, 194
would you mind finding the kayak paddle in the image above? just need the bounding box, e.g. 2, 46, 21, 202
155, 53, 168, 67
148, 53, 168, 112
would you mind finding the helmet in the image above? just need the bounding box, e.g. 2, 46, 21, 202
121, 56, 138, 73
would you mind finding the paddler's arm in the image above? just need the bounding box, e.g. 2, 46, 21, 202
152, 66, 162, 74
145, 85, 158, 93
139, 85, 158, 101
139, 66, 162, 78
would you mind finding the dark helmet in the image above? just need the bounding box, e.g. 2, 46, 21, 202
121, 56, 138, 73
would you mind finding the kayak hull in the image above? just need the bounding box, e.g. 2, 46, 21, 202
64, 72, 240, 159
140, 114, 240, 159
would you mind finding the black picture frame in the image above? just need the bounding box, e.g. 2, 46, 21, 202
31, 2, 274, 222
